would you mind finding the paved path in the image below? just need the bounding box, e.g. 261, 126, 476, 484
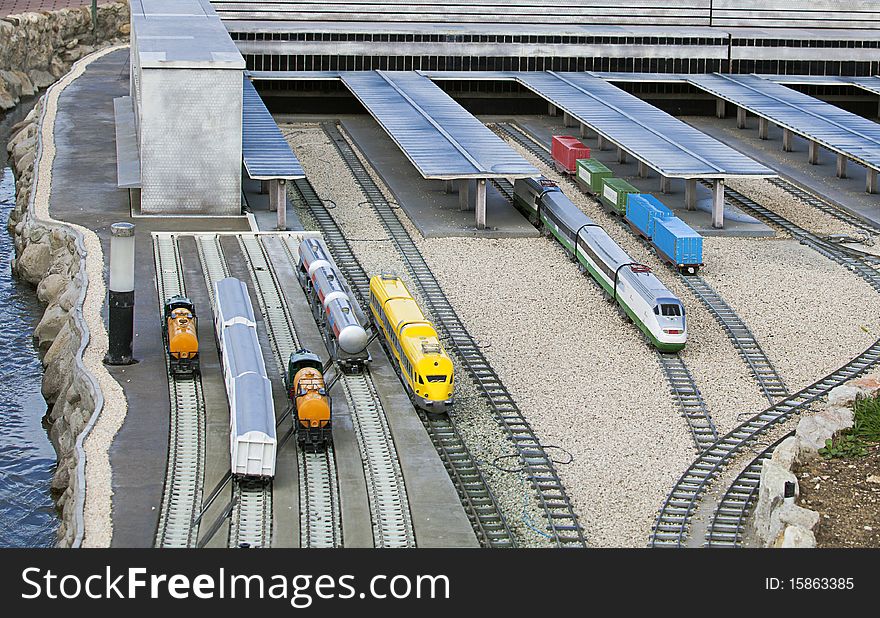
1, 0, 93, 17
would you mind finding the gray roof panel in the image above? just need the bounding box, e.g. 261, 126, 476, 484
340, 71, 538, 179
242, 77, 305, 180
687, 73, 880, 172
516, 71, 774, 178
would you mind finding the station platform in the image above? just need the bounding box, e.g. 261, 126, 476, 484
45, 48, 477, 548
505, 115, 775, 237
339, 115, 539, 238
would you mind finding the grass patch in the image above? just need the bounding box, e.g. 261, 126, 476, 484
819, 393, 880, 459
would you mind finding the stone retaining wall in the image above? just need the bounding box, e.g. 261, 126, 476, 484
0, 2, 129, 111
750, 373, 880, 548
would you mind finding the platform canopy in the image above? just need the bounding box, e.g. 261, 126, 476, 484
340, 70, 538, 180
758, 74, 880, 98
242, 77, 304, 180
686, 73, 880, 174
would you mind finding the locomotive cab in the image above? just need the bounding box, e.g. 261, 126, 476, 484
163, 295, 200, 377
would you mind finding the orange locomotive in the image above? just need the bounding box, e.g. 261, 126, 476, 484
286, 349, 331, 450
163, 296, 200, 378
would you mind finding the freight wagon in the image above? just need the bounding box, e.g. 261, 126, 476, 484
576, 158, 612, 195
600, 177, 639, 215
626, 193, 674, 240
653, 217, 704, 274
551, 135, 590, 174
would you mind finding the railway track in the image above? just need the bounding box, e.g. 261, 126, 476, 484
767, 177, 880, 239
196, 234, 275, 549
152, 234, 207, 548
650, 341, 880, 547
703, 433, 792, 547
235, 234, 343, 548
281, 207, 514, 548
319, 122, 584, 547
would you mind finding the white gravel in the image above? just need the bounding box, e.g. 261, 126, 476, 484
699, 236, 880, 393
285, 122, 699, 547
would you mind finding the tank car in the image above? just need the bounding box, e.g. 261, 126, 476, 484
163, 295, 200, 377
297, 238, 370, 370
213, 277, 277, 480
286, 349, 332, 450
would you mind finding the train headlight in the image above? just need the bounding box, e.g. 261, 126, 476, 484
663, 329, 683, 335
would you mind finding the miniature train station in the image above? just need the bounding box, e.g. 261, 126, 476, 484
3, 0, 880, 552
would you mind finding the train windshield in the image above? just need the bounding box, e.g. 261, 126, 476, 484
656, 304, 682, 317
426, 375, 446, 383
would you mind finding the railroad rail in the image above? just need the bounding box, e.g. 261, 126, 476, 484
650, 340, 880, 547
320, 122, 584, 547
283, 195, 514, 548
767, 177, 880, 239
703, 433, 792, 547
235, 234, 342, 548
152, 234, 207, 548
196, 234, 275, 549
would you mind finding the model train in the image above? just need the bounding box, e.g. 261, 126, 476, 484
555, 134, 704, 273
213, 277, 276, 480
163, 295, 200, 377
296, 237, 370, 371
513, 177, 687, 352
369, 274, 454, 413
286, 349, 332, 450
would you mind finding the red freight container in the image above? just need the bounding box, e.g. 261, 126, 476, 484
551, 135, 590, 173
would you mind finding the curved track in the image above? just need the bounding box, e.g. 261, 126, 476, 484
319, 122, 584, 546
152, 234, 207, 548
196, 235, 275, 548
286, 186, 516, 548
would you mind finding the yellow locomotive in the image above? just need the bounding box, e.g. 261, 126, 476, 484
163, 296, 199, 378
286, 349, 332, 449
369, 274, 454, 413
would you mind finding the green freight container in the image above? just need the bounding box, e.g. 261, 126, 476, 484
576, 158, 612, 195
600, 177, 639, 215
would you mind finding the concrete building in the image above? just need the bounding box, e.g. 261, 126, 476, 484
126, 0, 245, 215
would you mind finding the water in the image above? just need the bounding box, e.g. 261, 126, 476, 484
0, 166, 59, 547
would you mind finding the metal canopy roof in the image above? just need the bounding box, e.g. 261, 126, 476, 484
687, 73, 880, 172
241, 77, 305, 180
340, 71, 537, 179
514, 71, 774, 178
758, 74, 880, 97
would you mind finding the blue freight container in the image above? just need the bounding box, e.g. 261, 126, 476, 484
654, 217, 703, 271
626, 194, 674, 239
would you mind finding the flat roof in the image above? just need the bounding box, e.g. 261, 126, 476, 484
340, 71, 538, 179
242, 78, 305, 180
426, 70, 775, 179
686, 73, 880, 172
131, 0, 245, 69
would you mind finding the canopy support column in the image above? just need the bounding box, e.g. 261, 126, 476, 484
737, 106, 746, 129
837, 154, 848, 179
716, 99, 726, 118
782, 128, 793, 152
867, 169, 877, 194
580, 123, 589, 139
638, 161, 648, 178
808, 141, 820, 165
475, 179, 487, 230
759, 117, 769, 140
270, 179, 287, 230
660, 176, 671, 194
563, 112, 576, 128
444, 180, 455, 194
260, 180, 269, 195
617, 146, 627, 164
712, 179, 725, 229
597, 135, 606, 150
685, 178, 696, 211
459, 179, 471, 211
548, 102, 557, 116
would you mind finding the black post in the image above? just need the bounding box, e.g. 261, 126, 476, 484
104, 222, 136, 365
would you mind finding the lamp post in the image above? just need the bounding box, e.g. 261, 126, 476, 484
104, 222, 136, 365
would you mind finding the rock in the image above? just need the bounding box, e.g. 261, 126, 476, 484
37, 273, 68, 304
770, 436, 798, 470
57, 277, 82, 312
29, 70, 56, 89
778, 526, 816, 548
776, 502, 819, 532
827, 385, 861, 407
34, 303, 68, 351
0, 79, 16, 110
796, 416, 831, 452
818, 405, 854, 431
753, 459, 799, 545
15, 240, 51, 284
850, 373, 880, 393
